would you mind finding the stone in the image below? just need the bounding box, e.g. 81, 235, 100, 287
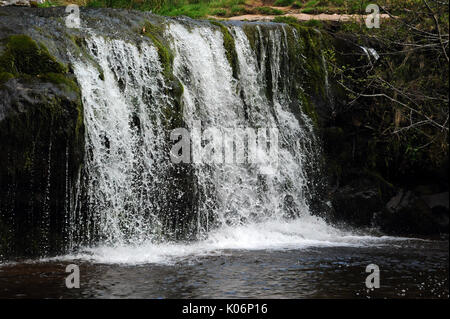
421, 192, 449, 210
330, 186, 383, 227
376, 189, 448, 236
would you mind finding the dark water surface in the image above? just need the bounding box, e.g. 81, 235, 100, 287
0, 240, 448, 299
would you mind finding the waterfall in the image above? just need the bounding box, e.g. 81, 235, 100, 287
68, 20, 335, 259
167, 22, 318, 233
72, 36, 172, 245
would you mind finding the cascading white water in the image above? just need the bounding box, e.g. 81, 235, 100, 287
167, 22, 317, 232
72, 36, 173, 245
64, 20, 390, 264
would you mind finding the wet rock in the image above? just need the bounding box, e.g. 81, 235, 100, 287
330, 186, 383, 227
375, 189, 449, 236
421, 192, 449, 210
421, 192, 449, 232
0, 76, 84, 259
0, 34, 84, 259
385, 189, 415, 213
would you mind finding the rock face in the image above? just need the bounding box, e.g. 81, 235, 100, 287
330, 186, 383, 227
0, 78, 84, 258
374, 190, 449, 236
330, 185, 449, 236
0, 26, 84, 258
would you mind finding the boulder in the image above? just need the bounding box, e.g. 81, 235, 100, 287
330, 186, 383, 227
375, 189, 449, 236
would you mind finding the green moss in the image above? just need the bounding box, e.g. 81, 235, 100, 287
142, 22, 174, 81
298, 89, 318, 125
242, 24, 258, 52
255, 7, 283, 15
276, 21, 328, 125
40, 72, 80, 93
69, 35, 105, 81
163, 77, 185, 129
0, 35, 67, 76
210, 21, 239, 79
0, 72, 14, 84
274, 0, 294, 6
304, 19, 324, 28
297, 27, 327, 99
139, 22, 187, 130
0, 34, 85, 259
0, 35, 77, 93
273, 16, 300, 26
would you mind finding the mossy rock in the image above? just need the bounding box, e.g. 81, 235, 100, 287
39, 72, 80, 94
0, 35, 67, 76
0, 77, 84, 258
210, 21, 239, 79
242, 24, 258, 53
298, 88, 318, 125
163, 77, 185, 130
0, 33, 84, 259
141, 22, 174, 81
0, 72, 14, 84
140, 22, 186, 130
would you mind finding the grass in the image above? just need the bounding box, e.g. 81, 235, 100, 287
296, 0, 371, 14
255, 6, 283, 15
273, 0, 294, 6
158, 0, 252, 18
158, 1, 213, 18
37, 0, 428, 19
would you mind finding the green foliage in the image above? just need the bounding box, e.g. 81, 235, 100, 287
273, 15, 322, 29
157, 0, 247, 18
158, 1, 212, 18
273, 15, 299, 25
37, 0, 66, 7
86, 0, 166, 11
295, 0, 371, 14
230, 4, 245, 15
274, 0, 294, 6
326, 0, 449, 181
291, 1, 301, 8
303, 19, 323, 28
37, 0, 429, 18
211, 8, 227, 16
255, 6, 283, 15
